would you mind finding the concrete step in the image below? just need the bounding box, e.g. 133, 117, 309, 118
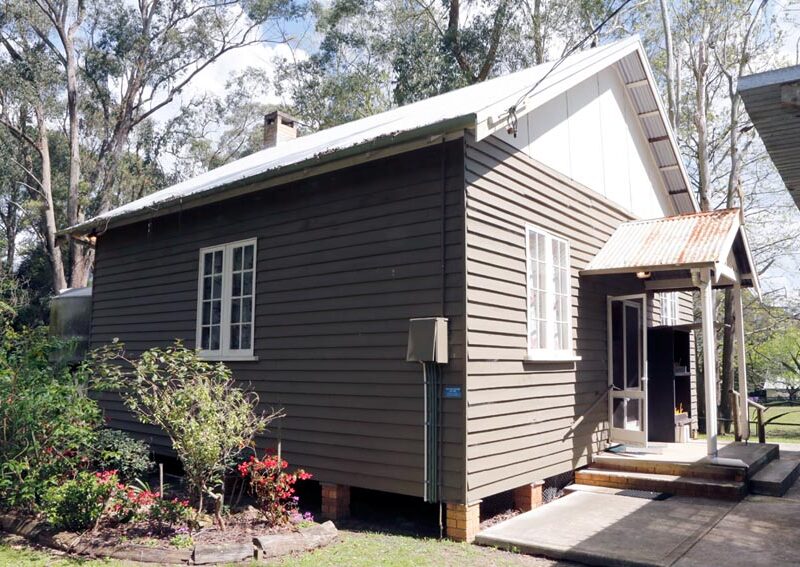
575, 467, 748, 501
563, 483, 666, 499
591, 453, 747, 482
713, 442, 781, 479
749, 459, 800, 497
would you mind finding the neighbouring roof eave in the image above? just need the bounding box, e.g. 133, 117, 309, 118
739, 65, 800, 211
60, 114, 476, 236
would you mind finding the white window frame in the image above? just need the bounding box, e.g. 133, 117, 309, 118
196, 237, 258, 361
525, 224, 579, 362
660, 291, 679, 326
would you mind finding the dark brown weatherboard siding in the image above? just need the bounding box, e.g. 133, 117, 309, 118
91, 140, 467, 502
463, 134, 696, 502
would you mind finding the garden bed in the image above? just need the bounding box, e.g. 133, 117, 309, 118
0, 510, 338, 564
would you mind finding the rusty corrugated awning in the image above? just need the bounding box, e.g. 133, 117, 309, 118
581, 209, 760, 292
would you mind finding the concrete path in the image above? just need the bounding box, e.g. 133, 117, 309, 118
477, 446, 800, 567
476, 492, 734, 567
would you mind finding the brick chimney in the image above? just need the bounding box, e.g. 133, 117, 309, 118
263, 110, 298, 148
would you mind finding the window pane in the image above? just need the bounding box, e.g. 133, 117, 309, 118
203, 277, 211, 299
212, 275, 222, 298
213, 251, 223, 273
202, 302, 210, 325
210, 326, 220, 350
243, 245, 254, 270
201, 327, 210, 350
233, 247, 243, 271
232, 273, 242, 296
626, 398, 641, 430
241, 324, 252, 349
211, 300, 221, 324
242, 297, 252, 322
230, 325, 240, 349
231, 298, 241, 323
613, 398, 625, 429
203, 252, 213, 275
242, 272, 253, 296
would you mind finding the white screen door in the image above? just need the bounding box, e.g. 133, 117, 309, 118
608, 294, 648, 446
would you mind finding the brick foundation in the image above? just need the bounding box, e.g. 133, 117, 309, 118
445, 501, 481, 542
320, 483, 350, 521
512, 480, 545, 512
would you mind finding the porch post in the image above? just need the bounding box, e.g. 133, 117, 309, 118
698, 268, 718, 457
733, 281, 750, 441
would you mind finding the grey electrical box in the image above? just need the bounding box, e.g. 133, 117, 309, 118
406, 317, 448, 363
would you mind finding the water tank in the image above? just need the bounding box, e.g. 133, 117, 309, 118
49, 287, 92, 363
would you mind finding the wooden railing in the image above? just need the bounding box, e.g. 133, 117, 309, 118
729, 390, 768, 443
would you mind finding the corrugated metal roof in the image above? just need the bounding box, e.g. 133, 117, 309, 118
740, 65, 800, 210
584, 209, 742, 272
65, 36, 697, 235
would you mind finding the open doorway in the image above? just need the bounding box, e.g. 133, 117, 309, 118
647, 327, 692, 443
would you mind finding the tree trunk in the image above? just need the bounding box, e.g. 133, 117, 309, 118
36, 108, 68, 293
658, 0, 677, 129
693, 33, 710, 212
64, 30, 88, 288
531, 0, 544, 65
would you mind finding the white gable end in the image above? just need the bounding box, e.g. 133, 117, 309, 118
495, 67, 674, 219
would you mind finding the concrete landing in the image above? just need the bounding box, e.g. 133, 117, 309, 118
479, 447, 800, 567
476, 491, 734, 567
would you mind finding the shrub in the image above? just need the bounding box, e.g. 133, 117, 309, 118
93, 341, 281, 522
148, 497, 192, 535
42, 471, 117, 531
93, 429, 153, 482
238, 454, 312, 525
0, 326, 112, 511
110, 481, 160, 524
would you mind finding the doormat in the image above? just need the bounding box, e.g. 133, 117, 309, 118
616, 489, 673, 501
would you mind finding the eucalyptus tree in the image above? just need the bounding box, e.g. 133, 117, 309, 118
1, 0, 301, 290
0, 6, 69, 291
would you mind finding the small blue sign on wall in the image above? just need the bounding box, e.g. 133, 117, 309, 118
443, 386, 463, 399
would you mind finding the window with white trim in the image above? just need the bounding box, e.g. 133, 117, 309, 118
661, 291, 679, 326
526, 225, 573, 357
197, 238, 256, 359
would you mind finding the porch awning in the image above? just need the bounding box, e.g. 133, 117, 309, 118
581, 209, 760, 295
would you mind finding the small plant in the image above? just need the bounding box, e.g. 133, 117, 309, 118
290, 510, 315, 528
238, 454, 312, 525
93, 429, 153, 482
148, 497, 192, 535
169, 532, 194, 549
42, 471, 117, 531
110, 480, 160, 524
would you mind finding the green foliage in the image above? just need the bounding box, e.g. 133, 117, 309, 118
0, 325, 110, 511
148, 497, 193, 535
169, 533, 194, 549
751, 325, 800, 399
96, 341, 280, 515
42, 471, 116, 531
92, 429, 153, 483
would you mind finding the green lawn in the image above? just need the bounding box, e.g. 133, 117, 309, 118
701, 404, 800, 445
0, 530, 566, 567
